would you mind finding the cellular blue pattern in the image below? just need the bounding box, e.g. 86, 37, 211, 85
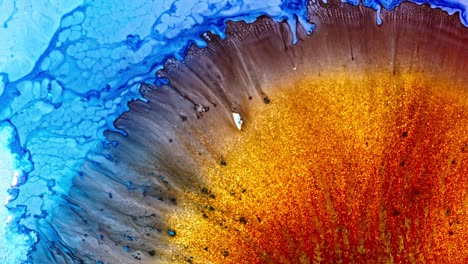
0, 0, 466, 263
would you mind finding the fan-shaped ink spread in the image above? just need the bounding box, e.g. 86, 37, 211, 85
0, 0, 467, 263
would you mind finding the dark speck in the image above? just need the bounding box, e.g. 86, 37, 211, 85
148, 250, 156, 256
451, 160, 456, 164
223, 250, 229, 257
392, 210, 400, 217
263, 97, 270, 104
402, 131, 408, 137
449, 231, 454, 236
220, 159, 227, 166
239, 217, 247, 224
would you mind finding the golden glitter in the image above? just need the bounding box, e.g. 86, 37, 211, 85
165, 72, 468, 263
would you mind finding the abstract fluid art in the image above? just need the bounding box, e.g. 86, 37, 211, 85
0, 0, 467, 263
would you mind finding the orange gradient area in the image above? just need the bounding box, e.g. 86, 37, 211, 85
166, 72, 468, 264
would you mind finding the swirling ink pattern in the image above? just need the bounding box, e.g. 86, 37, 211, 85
0, 0, 467, 263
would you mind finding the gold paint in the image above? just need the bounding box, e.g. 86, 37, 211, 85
165, 71, 468, 263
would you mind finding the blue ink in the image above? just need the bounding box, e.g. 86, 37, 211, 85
167, 229, 176, 237
0, 0, 466, 263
